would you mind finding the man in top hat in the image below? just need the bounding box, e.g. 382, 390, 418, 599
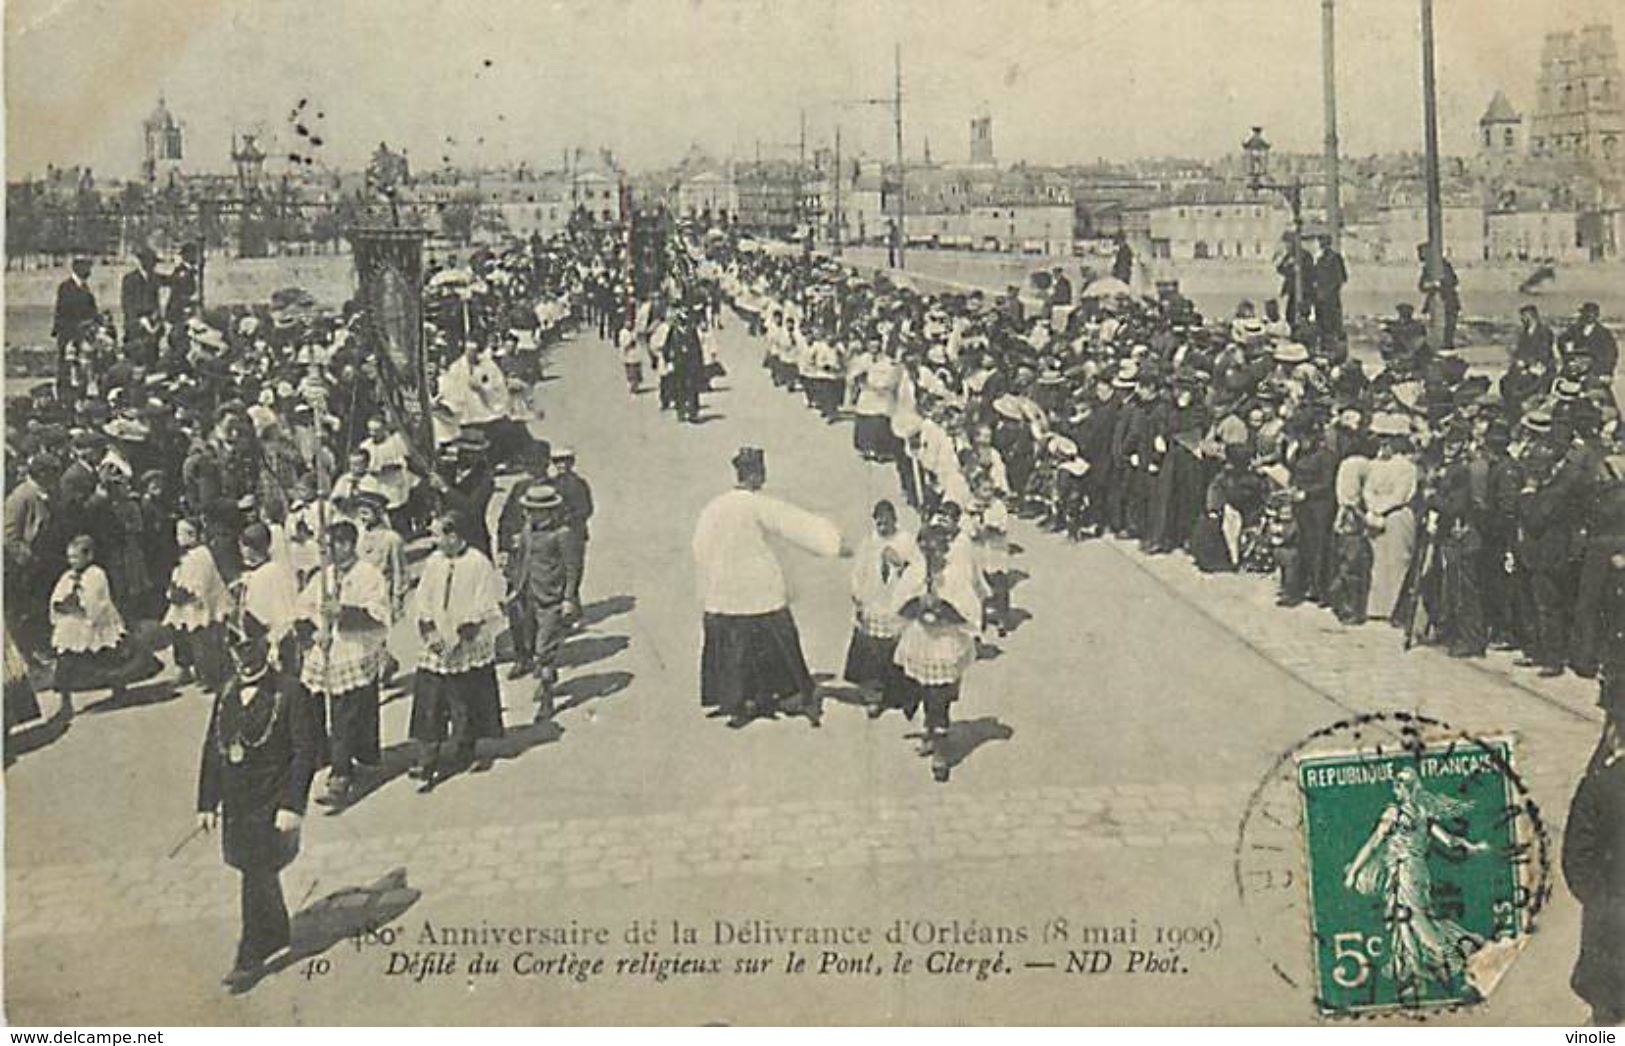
692, 447, 850, 728
121, 246, 164, 367
1562, 302, 1619, 386
293, 520, 389, 808
51, 257, 99, 400
502, 483, 578, 714
196, 612, 321, 994
550, 447, 594, 615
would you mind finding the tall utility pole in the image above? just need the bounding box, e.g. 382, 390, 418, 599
797, 108, 807, 239
833, 124, 844, 256
893, 42, 906, 270
1321, 0, 1342, 249
1419, 0, 1447, 349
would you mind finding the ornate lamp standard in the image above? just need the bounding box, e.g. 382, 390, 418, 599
1242, 126, 1308, 331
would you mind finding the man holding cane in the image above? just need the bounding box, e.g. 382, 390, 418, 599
195, 613, 321, 994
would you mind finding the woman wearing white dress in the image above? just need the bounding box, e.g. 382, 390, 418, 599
1364, 415, 1419, 622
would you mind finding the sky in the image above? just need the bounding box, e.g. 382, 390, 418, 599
5, 0, 1623, 181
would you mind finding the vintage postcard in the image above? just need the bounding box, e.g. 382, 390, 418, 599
4, 0, 1624, 1028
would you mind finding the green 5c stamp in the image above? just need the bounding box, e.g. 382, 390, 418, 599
1235, 714, 1551, 1021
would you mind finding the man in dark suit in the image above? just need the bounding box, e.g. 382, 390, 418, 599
165, 242, 202, 325
670, 310, 706, 423
1417, 243, 1461, 350
1563, 301, 1620, 386
1563, 697, 1625, 1026
196, 614, 320, 993
1517, 417, 1598, 676
550, 446, 594, 611
1310, 236, 1348, 355
51, 257, 99, 399
1502, 304, 1556, 413
1276, 240, 1315, 330
121, 246, 163, 367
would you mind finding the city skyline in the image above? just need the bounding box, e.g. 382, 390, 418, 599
6, 0, 1622, 181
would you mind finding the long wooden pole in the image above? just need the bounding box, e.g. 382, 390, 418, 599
893, 43, 906, 271
1321, 0, 1343, 249
1420, 0, 1447, 350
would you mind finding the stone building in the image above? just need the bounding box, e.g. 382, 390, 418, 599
1530, 23, 1624, 165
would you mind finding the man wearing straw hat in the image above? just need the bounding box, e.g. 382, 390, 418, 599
503, 483, 577, 715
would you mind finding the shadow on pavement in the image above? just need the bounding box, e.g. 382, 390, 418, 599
80, 678, 182, 715
473, 714, 565, 769
1001, 607, 1034, 634
554, 669, 633, 714
558, 634, 629, 670
241, 868, 421, 994
580, 594, 637, 628
4, 692, 73, 766
321, 741, 420, 817
937, 716, 1014, 771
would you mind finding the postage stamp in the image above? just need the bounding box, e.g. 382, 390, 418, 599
1234, 713, 1552, 1021
1297, 735, 1531, 1015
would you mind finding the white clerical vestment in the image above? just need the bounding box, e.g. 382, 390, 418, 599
692, 489, 842, 615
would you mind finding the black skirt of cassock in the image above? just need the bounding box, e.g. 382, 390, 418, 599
842, 629, 899, 689
700, 608, 814, 714
408, 665, 505, 745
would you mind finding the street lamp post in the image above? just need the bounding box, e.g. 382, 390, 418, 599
1242, 125, 1308, 334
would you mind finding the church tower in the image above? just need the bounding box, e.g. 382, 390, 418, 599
142, 96, 184, 186
1478, 90, 1524, 165
969, 111, 994, 166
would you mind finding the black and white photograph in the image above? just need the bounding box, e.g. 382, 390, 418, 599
3, 0, 1624, 1028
